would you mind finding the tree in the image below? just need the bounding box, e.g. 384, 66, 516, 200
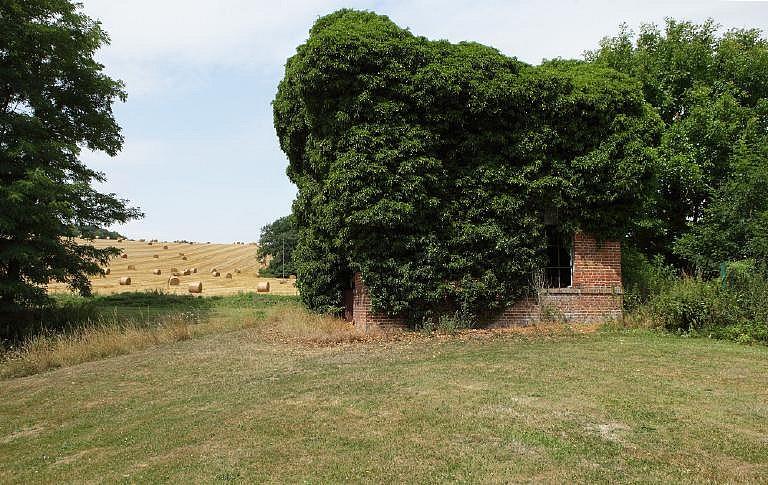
274, 10, 660, 322
77, 224, 125, 240
0, 0, 141, 316
587, 20, 768, 270
257, 215, 297, 277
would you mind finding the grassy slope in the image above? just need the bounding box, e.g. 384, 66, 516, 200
1, 328, 767, 483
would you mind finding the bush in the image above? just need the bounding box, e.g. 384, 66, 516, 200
622, 248, 678, 311
640, 262, 768, 344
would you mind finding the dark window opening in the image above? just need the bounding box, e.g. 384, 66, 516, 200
544, 229, 572, 288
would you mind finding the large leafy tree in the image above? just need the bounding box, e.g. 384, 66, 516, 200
257, 214, 298, 277
587, 20, 768, 271
0, 0, 141, 315
274, 10, 660, 322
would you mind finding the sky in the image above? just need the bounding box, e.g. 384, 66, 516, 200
79, 0, 768, 243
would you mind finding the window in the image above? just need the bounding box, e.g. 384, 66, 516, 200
544, 230, 572, 288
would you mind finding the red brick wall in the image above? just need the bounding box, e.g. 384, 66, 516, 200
572, 233, 621, 287
351, 233, 623, 330
352, 273, 407, 330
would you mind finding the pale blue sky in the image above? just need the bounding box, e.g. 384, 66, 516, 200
80, 0, 768, 242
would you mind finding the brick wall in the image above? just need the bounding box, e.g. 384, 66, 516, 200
352, 273, 407, 330
351, 233, 622, 331
572, 233, 621, 287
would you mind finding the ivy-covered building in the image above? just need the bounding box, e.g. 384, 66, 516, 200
274, 10, 660, 329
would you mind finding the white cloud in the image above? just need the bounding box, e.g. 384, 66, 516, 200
81, 0, 374, 94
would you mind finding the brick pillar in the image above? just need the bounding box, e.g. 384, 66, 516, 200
572, 233, 621, 288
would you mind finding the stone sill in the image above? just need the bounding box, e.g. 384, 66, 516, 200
541, 286, 623, 296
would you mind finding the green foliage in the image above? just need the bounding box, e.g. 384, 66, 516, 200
257, 215, 298, 277
643, 266, 768, 344
622, 248, 678, 310
588, 20, 768, 270
77, 224, 125, 240
0, 0, 141, 318
274, 10, 661, 322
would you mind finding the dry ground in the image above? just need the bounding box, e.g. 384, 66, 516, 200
46, 239, 298, 296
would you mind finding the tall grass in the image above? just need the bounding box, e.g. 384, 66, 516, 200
261, 305, 367, 344
0, 297, 360, 378
0, 314, 197, 378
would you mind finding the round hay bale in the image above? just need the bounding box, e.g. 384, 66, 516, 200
104, 268, 111, 275
172, 271, 181, 277
225, 272, 232, 279
191, 267, 198, 273
256, 282, 270, 293
163, 245, 168, 249
153, 254, 159, 258
212, 271, 220, 277
168, 276, 180, 286
120, 253, 128, 259
148, 242, 153, 246
182, 269, 191, 276
119, 277, 131, 286
234, 269, 241, 274
139, 239, 146, 242
170, 267, 178, 272
182, 256, 188, 261
188, 281, 203, 293
178, 252, 185, 256
127, 264, 136, 270
279, 279, 287, 284
210, 268, 218, 274
153, 269, 161, 275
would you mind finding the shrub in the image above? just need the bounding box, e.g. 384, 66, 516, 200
622, 248, 678, 311
641, 262, 768, 344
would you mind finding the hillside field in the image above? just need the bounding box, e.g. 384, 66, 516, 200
47, 239, 298, 297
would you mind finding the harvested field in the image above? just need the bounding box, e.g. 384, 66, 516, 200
47, 239, 298, 296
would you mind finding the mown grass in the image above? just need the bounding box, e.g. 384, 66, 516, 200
1, 319, 767, 482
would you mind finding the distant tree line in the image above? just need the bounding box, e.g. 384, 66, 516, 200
77, 225, 126, 240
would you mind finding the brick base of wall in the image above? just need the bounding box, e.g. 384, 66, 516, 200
350, 233, 623, 331
351, 281, 622, 331
485, 287, 623, 327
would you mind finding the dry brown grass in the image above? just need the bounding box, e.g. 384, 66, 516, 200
260, 305, 369, 345
1, 317, 192, 378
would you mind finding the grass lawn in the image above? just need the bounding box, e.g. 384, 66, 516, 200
1, 315, 767, 482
